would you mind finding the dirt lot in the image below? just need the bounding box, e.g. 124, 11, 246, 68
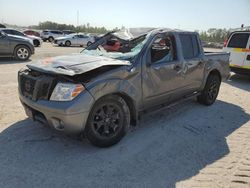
0, 43, 249, 188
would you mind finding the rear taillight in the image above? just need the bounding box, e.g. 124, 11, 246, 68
223, 39, 228, 47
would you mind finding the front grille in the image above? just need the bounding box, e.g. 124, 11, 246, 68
18, 70, 55, 101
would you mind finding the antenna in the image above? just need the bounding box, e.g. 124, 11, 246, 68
77, 10, 80, 53
77, 10, 79, 28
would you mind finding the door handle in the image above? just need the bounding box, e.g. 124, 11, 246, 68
152, 66, 161, 70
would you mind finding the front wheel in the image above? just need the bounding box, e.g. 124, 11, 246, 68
85, 95, 130, 147
48, 36, 54, 42
197, 74, 221, 105
14, 45, 31, 61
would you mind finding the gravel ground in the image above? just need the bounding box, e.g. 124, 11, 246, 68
0, 43, 249, 188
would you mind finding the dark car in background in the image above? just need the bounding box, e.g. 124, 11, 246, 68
1, 28, 43, 47
23, 30, 40, 37
0, 30, 34, 60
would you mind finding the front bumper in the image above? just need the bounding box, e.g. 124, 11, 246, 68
19, 91, 95, 134
54, 40, 64, 45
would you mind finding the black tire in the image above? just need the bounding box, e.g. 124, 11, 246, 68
87, 41, 92, 46
65, 40, 71, 47
33, 39, 40, 47
42, 39, 47, 42
14, 45, 31, 61
48, 36, 54, 42
197, 74, 221, 105
85, 95, 130, 147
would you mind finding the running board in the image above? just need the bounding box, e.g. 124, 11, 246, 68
138, 92, 200, 117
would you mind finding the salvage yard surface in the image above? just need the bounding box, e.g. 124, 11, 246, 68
0, 43, 250, 188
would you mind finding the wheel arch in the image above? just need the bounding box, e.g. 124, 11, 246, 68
91, 92, 137, 126
13, 44, 31, 56
201, 68, 222, 90
208, 69, 222, 81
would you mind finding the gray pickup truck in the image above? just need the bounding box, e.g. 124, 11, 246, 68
0, 30, 34, 60
18, 28, 230, 147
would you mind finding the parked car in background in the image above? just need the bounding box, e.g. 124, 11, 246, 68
1, 28, 42, 47
62, 30, 75, 35
0, 30, 34, 60
223, 31, 250, 74
18, 28, 230, 147
23, 30, 40, 37
54, 33, 95, 47
40, 30, 64, 42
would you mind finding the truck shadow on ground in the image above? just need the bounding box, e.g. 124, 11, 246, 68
0, 57, 31, 65
226, 73, 250, 92
0, 100, 249, 188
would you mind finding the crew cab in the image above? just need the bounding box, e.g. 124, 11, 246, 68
18, 28, 230, 147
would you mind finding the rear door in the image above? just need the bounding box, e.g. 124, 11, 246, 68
76, 35, 85, 45
0, 32, 10, 55
179, 33, 205, 90
224, 32, 250, 68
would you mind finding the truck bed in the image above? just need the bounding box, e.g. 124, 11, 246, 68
204, 51, 230, 63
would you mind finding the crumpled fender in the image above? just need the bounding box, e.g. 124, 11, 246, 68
86, 77, 140, 111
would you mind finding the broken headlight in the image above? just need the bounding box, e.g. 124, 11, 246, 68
50, 82, 84, 101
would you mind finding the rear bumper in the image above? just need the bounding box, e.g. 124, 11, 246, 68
19, 91, 95, 134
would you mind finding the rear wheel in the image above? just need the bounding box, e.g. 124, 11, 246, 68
85, 95, 130, 147
48, 36, 54, 42
14, 45, 31, 61
197, 74, 221, 105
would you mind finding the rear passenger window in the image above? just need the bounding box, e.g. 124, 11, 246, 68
180, 34, 200, 59
227, 33, 249, 48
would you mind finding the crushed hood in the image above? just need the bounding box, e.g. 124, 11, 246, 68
27, 54, 131, 76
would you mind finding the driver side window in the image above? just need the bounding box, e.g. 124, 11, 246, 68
150, 35, 176, 63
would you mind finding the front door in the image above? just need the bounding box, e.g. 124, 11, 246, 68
0, 32, 10, 55
224, 32, 250, 68
142, 34, 188, 108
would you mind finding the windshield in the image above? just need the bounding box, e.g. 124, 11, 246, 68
81, 34, 149, 61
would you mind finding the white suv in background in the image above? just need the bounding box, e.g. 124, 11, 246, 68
223, 31, 250, 74
40, 30, 64, 42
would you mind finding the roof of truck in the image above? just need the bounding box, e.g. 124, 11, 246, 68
112, 27, 193, 40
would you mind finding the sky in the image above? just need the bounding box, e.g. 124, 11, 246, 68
0, 0, 250, 31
